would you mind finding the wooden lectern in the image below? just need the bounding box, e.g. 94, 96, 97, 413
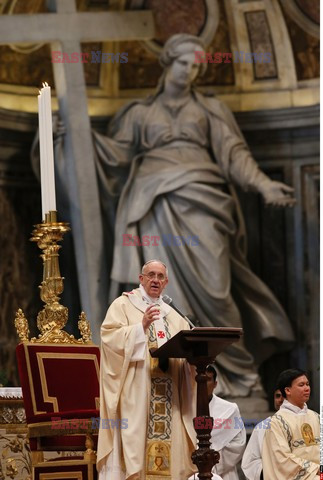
151, 327, 243, 480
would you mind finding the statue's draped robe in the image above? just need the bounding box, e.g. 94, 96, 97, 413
97, 288, 196, 479
93, 91, 294, 396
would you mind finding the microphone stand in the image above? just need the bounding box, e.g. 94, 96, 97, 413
162, 295, 195, 329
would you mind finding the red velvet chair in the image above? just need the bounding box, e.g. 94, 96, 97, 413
16, 342, 100, 479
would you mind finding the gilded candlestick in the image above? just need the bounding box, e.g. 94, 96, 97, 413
14, 211, 92, 344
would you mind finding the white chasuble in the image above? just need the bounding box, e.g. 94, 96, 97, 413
262, 405, 319, 480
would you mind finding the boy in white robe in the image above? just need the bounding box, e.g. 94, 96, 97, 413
241, 388, 283, 480
189, 364, 246, 480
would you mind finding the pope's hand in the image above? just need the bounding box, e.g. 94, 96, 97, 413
260, 180, 296, 207
142, 305, 160, 332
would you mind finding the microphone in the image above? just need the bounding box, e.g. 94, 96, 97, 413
162, 295, 195, 329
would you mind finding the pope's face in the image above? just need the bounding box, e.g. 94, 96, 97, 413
139, 262, 168, 298
166, 51, 201, 89
285, 375, 310, 409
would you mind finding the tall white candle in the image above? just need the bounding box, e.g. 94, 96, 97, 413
38, 93, 47, 219
38, 83, 56, 220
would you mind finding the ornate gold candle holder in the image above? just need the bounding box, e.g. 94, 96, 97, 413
14, 211, 92, 344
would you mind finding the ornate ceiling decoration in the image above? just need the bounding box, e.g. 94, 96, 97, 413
127, 0, 219, 56
0, 0, 319, 114
280, 0, 319, 38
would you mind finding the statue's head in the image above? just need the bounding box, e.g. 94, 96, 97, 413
158, 34, 207, 90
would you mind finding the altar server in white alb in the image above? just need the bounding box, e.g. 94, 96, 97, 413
262, 369, 320, 480
241, 388, 284, 480
189, 364, 246, 480
97, 259, 197, 480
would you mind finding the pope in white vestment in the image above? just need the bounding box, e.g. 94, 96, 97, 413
97, 260, 197, 480
262, 370, 319, 480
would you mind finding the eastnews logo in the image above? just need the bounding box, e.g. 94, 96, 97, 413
194, 417, 272, 429
51, 51, 128, 63
51, 417, 128, 430
122, 234, 200, 247
50, 416, 270, 431
195, 51, 272, 64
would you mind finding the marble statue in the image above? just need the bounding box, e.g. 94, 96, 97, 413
88, 35, 296, 396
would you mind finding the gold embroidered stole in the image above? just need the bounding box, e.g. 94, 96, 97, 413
146, 315, 172, 479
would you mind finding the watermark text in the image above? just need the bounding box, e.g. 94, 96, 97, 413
193, 416, 271, 429
195, 51, 272, 64
51, 417, 128, 430
122, 234, 199, 247
51, 51, 128, 63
